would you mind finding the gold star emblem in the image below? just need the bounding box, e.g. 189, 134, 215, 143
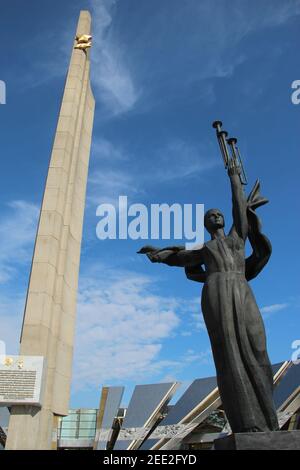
75, 34, 92, 51
4, 357, 13, 367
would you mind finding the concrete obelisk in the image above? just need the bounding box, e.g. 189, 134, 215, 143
5, 11, 95, 449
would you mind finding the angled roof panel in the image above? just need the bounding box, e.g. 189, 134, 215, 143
0, 407, 9, 430
141, 364, 286, 450
272, 362, 285, 376
140, 376, 217, 450
274, 363, 300, 410
94, 386, 124, 450
114, 382, 178, 450
162, 377, 217, 426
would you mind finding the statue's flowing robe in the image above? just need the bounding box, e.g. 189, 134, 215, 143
140, 180, 278, 432
200, 234, 278, 432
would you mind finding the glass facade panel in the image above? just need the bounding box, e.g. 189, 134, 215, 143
79, 416, 96, 423
77, 429, 95, 439
60, 421, 77, 430
60, 428, 77, 439
59, 409, 97, 440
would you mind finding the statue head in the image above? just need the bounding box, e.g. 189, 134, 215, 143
204, 208, 225, 234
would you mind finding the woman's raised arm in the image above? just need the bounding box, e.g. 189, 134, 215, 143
228, 162, 248, 241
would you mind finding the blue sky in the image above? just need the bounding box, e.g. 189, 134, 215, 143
0, 0, 299, 408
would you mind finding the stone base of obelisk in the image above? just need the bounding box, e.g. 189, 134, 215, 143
214, 431, 300, 450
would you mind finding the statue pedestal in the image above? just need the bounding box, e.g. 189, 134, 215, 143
214, 431, 300, 450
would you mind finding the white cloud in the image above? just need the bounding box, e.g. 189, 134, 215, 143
245, 1, 300, 30
261, 303, 289, 319
87, 136, 218, 212
183, 348, 212, 365
87, 138, 141, 208
261, 303, 289, 314
102, 0, 300, 110
186, 0, 300, 81
90, 0, 140, 115
181, 297, 206, 332
181, 331, 192, 337
14, 0, 300, 107
0, 296, 24, 355
16, 1, 139, 110
153, 140, 219, 182
0, 200, 39, 353
88, 168, 135, 207
18, 21, 74, 90
73, 266, 181, 390
91, 137, 128, 163
0, 200, 39, 283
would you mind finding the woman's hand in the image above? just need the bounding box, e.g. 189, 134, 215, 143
147, 252, 161, 263
137, 246, 161, 263
228, 159, 242, 177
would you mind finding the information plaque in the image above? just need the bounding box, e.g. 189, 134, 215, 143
0, 356, 45, 407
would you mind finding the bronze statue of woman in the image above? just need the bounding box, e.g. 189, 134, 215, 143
139, 160, 279, 433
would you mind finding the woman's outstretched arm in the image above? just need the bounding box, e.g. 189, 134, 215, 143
138, 245, 204, 268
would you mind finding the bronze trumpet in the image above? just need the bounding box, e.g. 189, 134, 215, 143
212, 120, 248, 185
